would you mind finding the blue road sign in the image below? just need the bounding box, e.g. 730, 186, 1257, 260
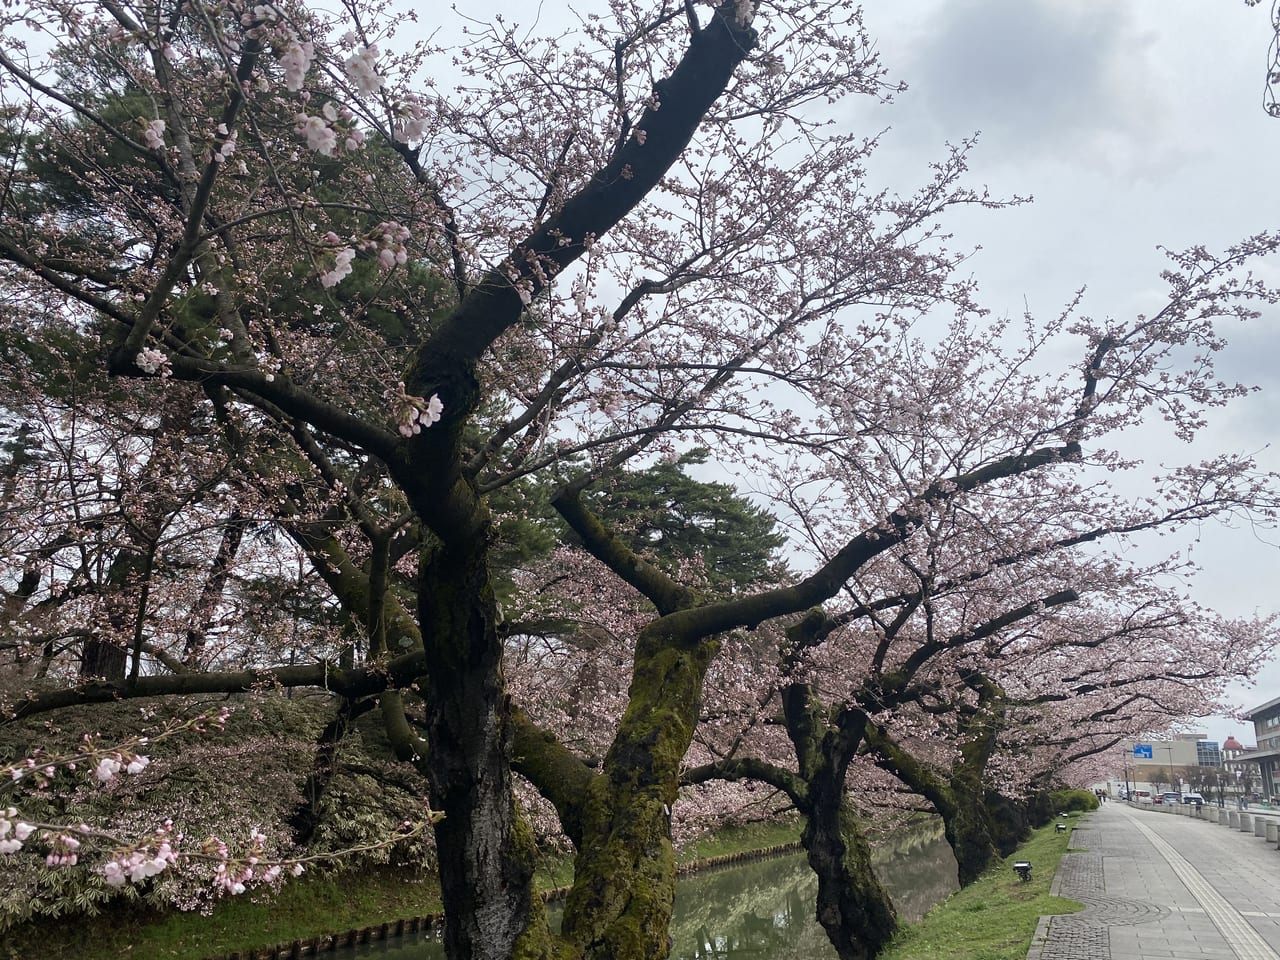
1134, 744, 1153, 759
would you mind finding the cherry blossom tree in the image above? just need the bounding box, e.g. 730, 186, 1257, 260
1, 2, 1279, 960
0, 3, 910, 956
859, 582, 1268, 883
0, 334, 270, 681
680, 555, 1273, 948
674, 304, 1280, 954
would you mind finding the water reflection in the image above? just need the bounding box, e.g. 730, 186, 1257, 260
874, 819, 960, 923
672, 855, 835, 958
669, 822, 957, 959
334, 820, 958, 960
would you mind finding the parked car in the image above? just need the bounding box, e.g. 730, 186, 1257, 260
1181, 793, 1205, 805
1133, 790, 1153, 804
1160, 792, 1182, 805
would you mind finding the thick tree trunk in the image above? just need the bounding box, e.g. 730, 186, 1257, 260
80, 636, 127, 680
418, 549, 552, 960
943, 785, 998, 886
782, 680, 897, 960
559, 633, 717, 960
802, 765, 899, 960
871, 755, 998, 889
863, 678, 1008, 890
984, 791, 1031, 857
285, 479, 555, 959
945, 687, 1003, 886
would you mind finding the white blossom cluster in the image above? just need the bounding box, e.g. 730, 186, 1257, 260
382, 382, 444, 436
211, 123, 237, 162
135, 348, 170, 376
278, 39, 313, 92
319, 245, 356, 289
95, 754, 150, 783
344, 45, 383, 96
140, 118, 165, 150
295, 102, 366, 157
0, 810, 35, 856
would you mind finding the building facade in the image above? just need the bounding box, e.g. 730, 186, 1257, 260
1243, 696, 1280, 800
1120, 733, 1221, 796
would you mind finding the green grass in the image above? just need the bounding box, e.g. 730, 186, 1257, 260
6, 820, 803, 960
675, 817, 803, 864
878, 819, 1085, 960
4, 865, 442, 960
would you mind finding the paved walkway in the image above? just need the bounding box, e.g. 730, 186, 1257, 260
1028, 802, 1280, 960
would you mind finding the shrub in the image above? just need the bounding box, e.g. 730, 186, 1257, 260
1049, 789, 1099, 814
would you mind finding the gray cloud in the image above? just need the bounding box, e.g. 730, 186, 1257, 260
892, 0, 1173, 173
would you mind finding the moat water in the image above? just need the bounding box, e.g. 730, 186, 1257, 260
336, 821, 959, 960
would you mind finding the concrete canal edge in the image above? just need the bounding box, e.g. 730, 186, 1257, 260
209, 841, 806, 960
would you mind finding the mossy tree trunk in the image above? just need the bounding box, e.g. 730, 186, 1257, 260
803, 768, 900, 960
559, 632, 717, 960
783, 680, 899, 960
863, 673, 1007, 887
280, 481, 725, 960
936, 673, 1007, 885
944, 792, 998, 886
510, 624, 728, 960
983, 791, 1032, 858
547, 478, 911, 960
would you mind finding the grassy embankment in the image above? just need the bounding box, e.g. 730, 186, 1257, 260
879, 818, 1085, 960
6, 816, 1084, 960
4, 820, 802, 960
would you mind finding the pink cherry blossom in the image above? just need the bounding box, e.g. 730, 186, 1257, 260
344, 45, 383, 96
319, 247, 355, 287
94, 757, 121, 782
134, 348, 170, 376
297, 114, 337, 155
278, 39, 314, 92
141, 118, 165, 150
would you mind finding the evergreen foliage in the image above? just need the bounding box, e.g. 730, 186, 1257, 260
584, 449, 788, 594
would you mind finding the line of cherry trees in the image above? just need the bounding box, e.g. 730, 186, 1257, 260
1, 2, 1278, 959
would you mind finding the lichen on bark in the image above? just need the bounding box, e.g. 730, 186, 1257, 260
559, 634, 717, 960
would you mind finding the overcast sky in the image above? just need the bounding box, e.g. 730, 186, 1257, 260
436, 0, 1280, 744
836, 0, 1280, 744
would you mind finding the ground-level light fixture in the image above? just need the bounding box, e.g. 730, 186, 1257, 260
1056, 823, 1067, 834
1013, 860, 1032, 882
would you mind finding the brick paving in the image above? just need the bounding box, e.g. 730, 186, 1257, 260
1026, 802, 1280, 960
